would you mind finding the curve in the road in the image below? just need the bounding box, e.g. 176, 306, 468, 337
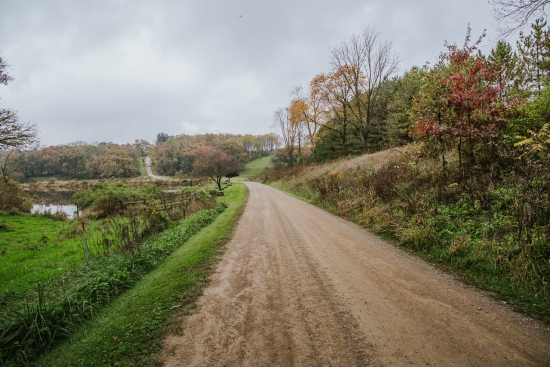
145, 157, 165, 180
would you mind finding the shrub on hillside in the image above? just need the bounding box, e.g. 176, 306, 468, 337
0, 180, 33, 213
72, 180, 163, 218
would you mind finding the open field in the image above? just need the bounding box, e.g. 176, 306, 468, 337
0, 214, 88, 295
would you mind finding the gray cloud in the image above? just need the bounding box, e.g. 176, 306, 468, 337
1, 0, 500, 146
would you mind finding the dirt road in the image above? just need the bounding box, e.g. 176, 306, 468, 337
161, 182, 550, 366
145, 157, 165, 179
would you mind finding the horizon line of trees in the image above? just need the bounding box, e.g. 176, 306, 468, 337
149, 132, 279, 177
3, 141, 147, 181
1, 131, 281, 183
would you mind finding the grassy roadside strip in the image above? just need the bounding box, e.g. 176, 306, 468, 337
37, 183, 248, 367
268, 181, 316, 205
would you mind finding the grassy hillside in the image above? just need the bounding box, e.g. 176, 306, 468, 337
259, 146, 550, 323
138, 157, 147, 176
236, 156, 272, 180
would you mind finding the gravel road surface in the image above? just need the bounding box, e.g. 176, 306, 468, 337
160, 182, 550, 366
145, 157, 164, 180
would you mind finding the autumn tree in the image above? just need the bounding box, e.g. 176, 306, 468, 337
287, 98, 310, 164
411, 27, 514, 169
273, 107, 298, 166
329, 27, 401, 152
311, 70, 357, 156
291, 85, 327, 162
133, 139, 151, 157
97, 145, 139, 178
151, 135, 196, 176
253, 135, 267, 157
264, 132, 280, 152
193, 146, 240, 190
241, 134, 255, 158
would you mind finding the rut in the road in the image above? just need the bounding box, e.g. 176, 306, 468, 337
159, 182, 550, 367
271, 194, 374, 366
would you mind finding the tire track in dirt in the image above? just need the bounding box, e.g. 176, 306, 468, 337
159, 182, 550, 367
266, 190, 374, 366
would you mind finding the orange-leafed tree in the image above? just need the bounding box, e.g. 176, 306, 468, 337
311, 69, 357, 156
288, 97, 309, 164
291, 84, 328, 162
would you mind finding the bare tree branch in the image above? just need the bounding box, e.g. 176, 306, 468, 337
492, 0, 550, 37
0, 56, 14, 86
0, 109, 39, 150
329, 27, 402, 152
273, 107, 298, 166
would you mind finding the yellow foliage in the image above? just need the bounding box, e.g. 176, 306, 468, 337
514, 123, 550, 157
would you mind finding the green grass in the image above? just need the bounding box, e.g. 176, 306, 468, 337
37, 183, 248, 366
138, 157, 147, 177
236, 156, 272, 180
1, 207, 225, 365
0, 214, 86, 295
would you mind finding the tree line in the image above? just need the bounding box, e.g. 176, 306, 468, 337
3, 131, 281, 183
272, 17, 550, 167
149, 132, 278, 177
2, 141, 146, 181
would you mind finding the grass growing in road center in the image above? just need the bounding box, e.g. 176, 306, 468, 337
37, 183, 247, 367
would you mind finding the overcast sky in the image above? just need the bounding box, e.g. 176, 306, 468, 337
1, 0, 504, 146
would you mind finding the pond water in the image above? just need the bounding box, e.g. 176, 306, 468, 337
31, 203, 79, 219
28, 190, 178, 219
29, 191, 79, 219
